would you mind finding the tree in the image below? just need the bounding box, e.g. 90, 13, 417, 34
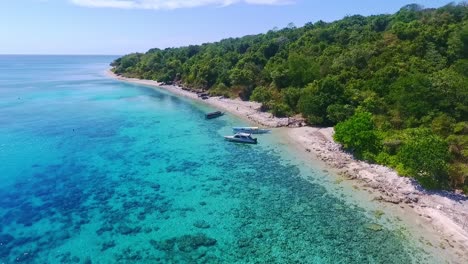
389, 74, 434, 123
250, 86, 273, 103
327, 104, 355, 124
287, 53, 320, 87
334, 111, 381, 160
298, 76, 345, 125
396, 129, 450, 188
281, 87, 302, 113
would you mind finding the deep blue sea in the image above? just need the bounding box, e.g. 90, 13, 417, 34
0, 56, 434, 263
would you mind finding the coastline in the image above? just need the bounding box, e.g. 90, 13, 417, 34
107, 71, 290, 127
107, 70, 468, 261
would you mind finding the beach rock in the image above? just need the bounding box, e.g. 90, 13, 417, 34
177, 234, 217, 252
382, 196, 402, 204
404, 194, 419, 204
193, 220, 211, 229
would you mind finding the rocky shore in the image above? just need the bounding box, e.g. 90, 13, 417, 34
108, 71, 468, 262
286, 127, 468, 261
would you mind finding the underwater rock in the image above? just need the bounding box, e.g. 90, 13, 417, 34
150, 238, 176, 251
115, 247, 143, 261
117, 224, 141, 235
177, 234, 217, 252
14, 251, 35, 262
193, 220, 210, 229
364, 223, 383, 232
56, 230, 71, 241
291, 204, 305, 213
83, 257, 92, 264
254, 231, 264, 239
0, 246, 11, 258
0, 233, 14, 245
209, 190, 222, 196
195, 248, 208, 259
237, 237, 252, 248
58, 252, 73, 263
150, 183, 161, 191
101, 241, 116, 251
137, 213, 146, 221
199, 201, 207, 206
96, 224, 113, 235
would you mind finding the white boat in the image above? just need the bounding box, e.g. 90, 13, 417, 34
232, 127, 271, 134
224, 133, 258, 144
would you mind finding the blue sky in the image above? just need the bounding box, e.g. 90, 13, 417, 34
0, 0, 457, 55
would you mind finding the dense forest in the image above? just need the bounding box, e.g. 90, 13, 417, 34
111, 3, 468, 192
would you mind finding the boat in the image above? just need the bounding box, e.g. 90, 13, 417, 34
224, 133, 258, 144
232, 127, 271, 134
205, 111, 224, 119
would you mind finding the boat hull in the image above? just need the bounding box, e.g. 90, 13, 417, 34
224, 137, 258, 144
232, 128, 271, 134
205, 111, 224, 119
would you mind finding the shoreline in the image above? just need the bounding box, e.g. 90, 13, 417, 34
107, 70, 468, 261
107, 71, 291, 128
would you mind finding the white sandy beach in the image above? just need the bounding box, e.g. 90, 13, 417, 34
108, 70, 468, 262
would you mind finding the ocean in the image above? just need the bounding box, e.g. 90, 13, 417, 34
0, 55, 432, 263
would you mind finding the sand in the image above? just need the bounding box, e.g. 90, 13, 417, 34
108, 70, 468, 262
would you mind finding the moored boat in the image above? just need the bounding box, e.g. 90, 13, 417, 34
205, 111, 224, 119
224, 133, 258, 144
233, 127, 271, 134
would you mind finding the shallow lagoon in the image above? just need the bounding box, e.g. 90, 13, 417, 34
0, 56, 432, 263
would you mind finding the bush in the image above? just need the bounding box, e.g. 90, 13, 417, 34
250, 86, 273, 103
334, 111, 381, 159
396, 128, 450, 187
271, 102, 291, 117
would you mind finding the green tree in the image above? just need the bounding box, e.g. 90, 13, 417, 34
396, 129, 450, 188
298, 76, 345, 125
334, 111, 381, 160
389, 74, 434, 123
281, 87, 302, 113
250, 86, 273, 103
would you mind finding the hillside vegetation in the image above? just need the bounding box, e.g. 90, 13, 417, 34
112, 3, 468, 192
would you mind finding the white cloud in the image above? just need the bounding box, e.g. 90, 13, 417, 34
70, 0, 293, 10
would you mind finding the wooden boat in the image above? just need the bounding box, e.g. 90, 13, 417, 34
205, 111, 224, 119
224, 133, 258, 144
233, 127, 271, 134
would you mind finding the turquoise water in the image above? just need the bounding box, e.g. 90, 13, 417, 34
0, 56, 430, 263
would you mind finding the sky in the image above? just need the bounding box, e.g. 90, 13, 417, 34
0, 0, 459, 55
